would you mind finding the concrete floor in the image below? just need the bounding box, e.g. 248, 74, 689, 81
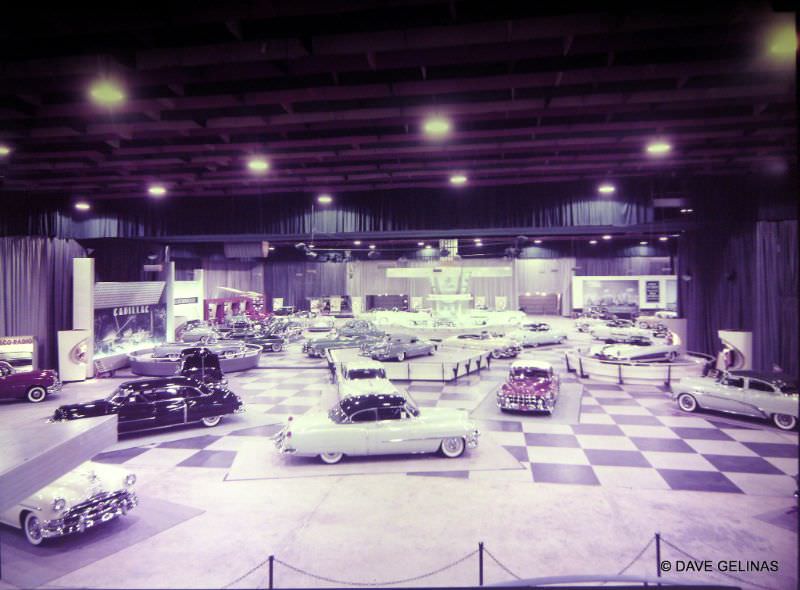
1, 316, 797, 589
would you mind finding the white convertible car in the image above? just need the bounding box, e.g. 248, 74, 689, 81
274, 392, 480, 463
590, 339, 680, 362
443, 331, 521, 358
590, 322, 653, 343
0, 461, 138, 545
337, 359, 397, 397
507, 328, 567, 347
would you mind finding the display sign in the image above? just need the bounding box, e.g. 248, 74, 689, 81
0, 335, 36, 372
474, 296, 486, 309
94, 303, 166, 359
645, 281, 660, 303
350, 297, 363, 314
310, 298, 321, 313
410, 296, 424, 310
330, 296, 342, 313
495, 296, 507, 311
273, 297, 284, 311
174, 297, 198, 305
582, 279, 639, 314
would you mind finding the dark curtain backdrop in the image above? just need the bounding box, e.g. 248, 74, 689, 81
202, 259, 266, 300
753, 220, 798, 375
4, 186, 653, 239
264, 262, 347, 310
677, 225, 756, 361
0, 237, 86, 368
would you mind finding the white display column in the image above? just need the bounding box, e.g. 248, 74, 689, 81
165, 261, 175, 340
57, 329, 91, 382
661, 318, 688, 354
72, 258, 95, 378
718, 330, 753, 371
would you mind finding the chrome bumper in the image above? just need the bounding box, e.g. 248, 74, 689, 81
42, 490, 137, 539
497, 394, 556, 412
466, 429, 480, 449
47, 379, 63, 393
273, 428, 296, 453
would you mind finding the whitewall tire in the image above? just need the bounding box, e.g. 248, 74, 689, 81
677, 393, 698, 413
440, 437, 466, 458
271, 342, 283, 352
773, 414, 797, 431
397, 352, 405, 362
23, 512, 44, 546
27, 386, 47, 403
667, 351, 678, 362
320, 452, 343, 464
201, 415, 222, 427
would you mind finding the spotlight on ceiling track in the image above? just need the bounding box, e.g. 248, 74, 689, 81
533, 239, 542, 245
646, 141, 672, 155
74, 201, 91, 211
640, 241, 648, 245
294, 242, 307, 250
589, 240, 598, 245
306, 250, 318, 260
0, 144, 11, 157
148, 185, 166, 197
423, 116, 451, 138
369, 244, 376, 250
354, 240, 362, 246
449, 174, 468, 186
598, 183, 616, 194
659, 236, 669, 242
247, 157, 270, 173
367, 250, 380, 259
317, 193, 332, 204
417, 242, 425, 247
602, 235, 612, 241
768, 21, 798, 58
89, 79, 126, 106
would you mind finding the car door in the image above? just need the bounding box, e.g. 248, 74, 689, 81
117, 392, 158, 433
150, 386, 188, 428
369, 406, 427, 454
0, 365, 23, 398
183, 386, 214, 421
338, 408, 375, 456
705, 375, 753, 414
744, 379, 793, 417
408, 337, 426, 357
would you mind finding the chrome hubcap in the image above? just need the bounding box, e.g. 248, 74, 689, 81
679, 396, 694, 411
27, 517, 42, 541
776, 415, 794, 427
30, 389, 45, 401
443, 438, 461, 453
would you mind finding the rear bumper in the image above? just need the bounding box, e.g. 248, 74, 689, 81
47, 379, 63, 393
466, 429, 480, 449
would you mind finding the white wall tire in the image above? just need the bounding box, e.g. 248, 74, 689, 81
320, 452, 343, 464
396, 352, 405, 362
677, 393, 698, 413
26, 386, 47, 403
440, 437, 466, 458
271, 342, 283, 352
667, 351, 678, 362
491, 350, 502, 359
773, 414, 797, 431
23, 512, 44, 546
202, 415, 222, 427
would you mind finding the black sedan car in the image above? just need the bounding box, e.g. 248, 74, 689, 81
51, 376, 243, 434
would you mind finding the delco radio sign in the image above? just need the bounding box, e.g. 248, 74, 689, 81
0, 336, 35, 346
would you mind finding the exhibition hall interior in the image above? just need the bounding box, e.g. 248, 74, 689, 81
0, 2, 797, 589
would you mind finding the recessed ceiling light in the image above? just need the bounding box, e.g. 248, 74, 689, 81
475, 242, 483, 247
89, 79, 126, 106
589, 240, 598, 245
247, 157, 270, 173
659, 236, 669, 242
768, 22, 798, 57
602, 235, 612, 240
640, 241, 648, 245
354, 240, 362, 246
308, 244, 315, 249
534, 239, 542, 244
74, 201, 91, 211
423, 116, 451, 137
449, 174, 468, 186
646, 141, 672, 155
268, 246, 275, 251
680, 208, 694, 214
473, 238, 481, 243
369, 244, 376, 250
317, 194, 332, 204
598, 183, 616, 194
417, 242, 424, 246
424, 244, 432, 249
148, 185, 166, 197
0, 144, 11, 157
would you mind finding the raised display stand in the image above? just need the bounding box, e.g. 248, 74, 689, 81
564, 349, 714, 386
329, 346, 492, 382
0, 415, 117, 513
127, 345, 262, 376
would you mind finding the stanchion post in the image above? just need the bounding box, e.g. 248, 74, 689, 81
268, 554, 274, 589
665, 364, 672, 387
618, 363, 623, 385
478, 542, 484, 586
655, 533, 661, 580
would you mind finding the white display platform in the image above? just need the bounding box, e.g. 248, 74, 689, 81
0, 415, 117, 513
564, 349, 713, 387
329, 346, 492, 382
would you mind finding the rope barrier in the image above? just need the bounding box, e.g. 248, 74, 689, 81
660, 537, 778, 590
616, 537, 655, 576
221, 555, 273, 589
273, 550, 478, 587
482, 546, 523, 580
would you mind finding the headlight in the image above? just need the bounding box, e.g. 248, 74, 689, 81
52, 497, 66, 512
125, 474, 137, 487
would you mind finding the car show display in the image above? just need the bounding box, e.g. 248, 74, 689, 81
366, 335, 437, 362
497, 360, 560, 413
442, 331, 521, 358
336, 359, 396, 397
0, 364, 62, 403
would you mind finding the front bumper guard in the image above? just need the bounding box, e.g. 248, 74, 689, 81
466, 429, 480, 449
497, 394, 556, 412
41, 491, 138, 539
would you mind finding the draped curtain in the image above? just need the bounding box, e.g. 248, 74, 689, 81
0, 237, 86, 368
575, 256, 673, 276
753, 220, 798, 375
515, 258, 577, 315
202, 259, 266, 300
264, 262, 347, 310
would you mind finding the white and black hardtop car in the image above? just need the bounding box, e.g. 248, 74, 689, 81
672, 370, 799, 430
338, 359, 396, 397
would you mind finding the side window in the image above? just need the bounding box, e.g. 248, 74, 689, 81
149, 388, 182, 401
128, 391, 151, 404
748, 380, 775, 393
350, 409, 377, 423
0, 365, 11, 377
180, 386, 203, 398
722, 376, 745, 388
377, 406, 404, 421
410, 338, 418, 343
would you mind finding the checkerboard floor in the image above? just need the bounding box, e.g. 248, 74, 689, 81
91, 342, 798, 496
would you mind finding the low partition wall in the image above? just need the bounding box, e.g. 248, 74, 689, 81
329, 346, 492, 382
564, 349, 714, 386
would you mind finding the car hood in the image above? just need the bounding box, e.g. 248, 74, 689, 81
53, 399, 116, 420
501, 378, 554, 396
8, 369, 57, 383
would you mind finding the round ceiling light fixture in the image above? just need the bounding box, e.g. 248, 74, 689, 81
317, 193, 332, 204
449, 174, 468, 186
74, 201, 91, 211
247, 157, 270, 173
148, 185, 166, 197
598, 183, 616, 194
646, 141, 672, 155
423, 116, 451, 138
0, 144, 12, 157
602, 235, 612, 241
589, 240, 598, 245
89, 79, 126, 106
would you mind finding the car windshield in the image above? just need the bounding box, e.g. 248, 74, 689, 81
347, 368, 386, 380
511, 368, 550, 379
106, 387, 132, 404
404, 391, 420, 417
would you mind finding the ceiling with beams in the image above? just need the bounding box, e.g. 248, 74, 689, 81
0, 0, 796, 202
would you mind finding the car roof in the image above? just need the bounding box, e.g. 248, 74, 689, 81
729, 371, 798, 386
344, 359, 384, 371
339, 393, 407, 414
510, 360, 553, 370
119, 376, 199, 390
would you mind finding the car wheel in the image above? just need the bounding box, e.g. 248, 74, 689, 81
638, 322, 648, 329
271, 342, 283, 352
558, 337, 567, 344
677, 393, 698, 413
531, 342, 540, 348
491, 350, 502, 359
440, 437, 466, 458
26, 386, 47, 403
397, 352, 405, 362
773, 414, 797, 431
667, 351, 678, 361
168, 353, 181, 361
320, 452, 344, 464
428, 348, 434, 355
23, 512, 44, 546
201, 415, 222, 427
224, 351, 236, 359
